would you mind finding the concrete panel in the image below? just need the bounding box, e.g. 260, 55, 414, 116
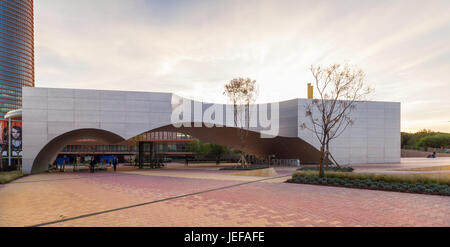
100, 111, 126, 123
23, 96, 48, 110
349, 127, 368, 138
124, 123, 152, 138
48, 98, 74, 110
149, 101, 172, 113
368, 140, 385, 149
74, 99, 101, 111
48, 110, 74, 122
74, 122, 101, 129
23, 109, 48, 122
101, 99, 127, 112
75, 110, 101, 123
367, 117, 385, 128
47, 122, 75, 135
100, 123, 127, 136
100, 90, 127, 101
126, 111, 151, 124
23, 87, 48, 98
22, 134, 48, 147
125, 91, 153, 101
22, 159, 34, 174
148, 92, 172, 102
75, 89, 101, 99
48, 88, 75, 98
350, 139, 368, 148
125, 100, 151, 112
149, 112, 171, 124
23, 122, 47, 134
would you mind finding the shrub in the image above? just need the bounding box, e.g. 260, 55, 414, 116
416, 134, 450, 148
289, 170, 450, 196
297, 166, 354, 172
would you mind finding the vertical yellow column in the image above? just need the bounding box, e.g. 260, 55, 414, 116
307, 83, 314, 99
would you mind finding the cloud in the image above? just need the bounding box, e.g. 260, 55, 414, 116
35, 0, 450, 132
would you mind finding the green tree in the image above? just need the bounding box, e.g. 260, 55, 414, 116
209, 144, 230, 165
416, 134, 450, 148
406, 129, 439, 147
186, 140, 210, 159
401, 132, 413, 148
401, 129, 444, 148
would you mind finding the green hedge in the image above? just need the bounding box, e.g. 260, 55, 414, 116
297, 166, 354, 172
288, 171, 450, 196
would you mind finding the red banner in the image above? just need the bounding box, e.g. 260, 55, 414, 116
0, 120, 6, 143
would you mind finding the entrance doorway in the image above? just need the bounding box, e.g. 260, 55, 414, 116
138, 142, 165, 169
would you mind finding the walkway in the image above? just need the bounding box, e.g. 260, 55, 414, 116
0, 163, 449, 227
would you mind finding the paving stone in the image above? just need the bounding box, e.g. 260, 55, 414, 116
0, 165, 449, 227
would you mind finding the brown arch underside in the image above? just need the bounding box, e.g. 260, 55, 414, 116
31, 129, 125, 174
154, 124, 321, 163
31, 125, 321, 174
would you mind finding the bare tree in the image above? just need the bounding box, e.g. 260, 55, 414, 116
223, 77, 257, 166
300, 63, 373, 177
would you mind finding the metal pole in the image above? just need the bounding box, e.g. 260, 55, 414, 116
8, 118, 11, 166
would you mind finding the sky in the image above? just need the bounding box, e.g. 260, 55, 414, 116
34, 0, 450, 133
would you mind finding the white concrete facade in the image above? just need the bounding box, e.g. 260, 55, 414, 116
297, 100, 401, 164
22, 87, 400, 174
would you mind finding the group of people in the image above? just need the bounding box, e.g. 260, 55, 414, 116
90, 156, 119, 173
427, 152, 437, 159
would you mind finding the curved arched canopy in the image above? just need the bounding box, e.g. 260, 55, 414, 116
31, 125, 321, 174
153, 123, 321, 163
31, 129, 125, 174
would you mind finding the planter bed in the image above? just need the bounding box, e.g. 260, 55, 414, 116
220, 165, 270, 171
297, 166, 354, 172
287, 171, 450, 196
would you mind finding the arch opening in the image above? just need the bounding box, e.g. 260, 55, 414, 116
145, 123, 321, 163
31, 129, 125, 174
31, 124, 321, 174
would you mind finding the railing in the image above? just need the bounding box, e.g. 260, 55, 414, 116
271, 159, 301, 167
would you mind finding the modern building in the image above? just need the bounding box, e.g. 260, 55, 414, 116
0, 0, 34, 119
22, 87, 401, 174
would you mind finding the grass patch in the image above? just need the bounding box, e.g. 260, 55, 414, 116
287, 171, 450, 196
396, 165, 450, 172
413, 173, 450, 180
220, 165, 270, 171
0, 170, 26, 184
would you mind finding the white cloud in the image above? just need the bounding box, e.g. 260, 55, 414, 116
35, 0, 450, 132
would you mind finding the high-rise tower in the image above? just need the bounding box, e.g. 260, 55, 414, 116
0, 0, 34, 119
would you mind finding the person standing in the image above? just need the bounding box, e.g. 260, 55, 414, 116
113, 157, 117, 172
90, 156, 95, 173
61, 159, 66, 172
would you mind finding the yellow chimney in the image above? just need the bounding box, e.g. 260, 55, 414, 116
307, 83, 314, 99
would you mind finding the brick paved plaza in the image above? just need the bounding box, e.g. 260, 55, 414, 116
0, 163, 449, 227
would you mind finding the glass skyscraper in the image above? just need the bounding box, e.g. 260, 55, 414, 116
0, 0, 34, 119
